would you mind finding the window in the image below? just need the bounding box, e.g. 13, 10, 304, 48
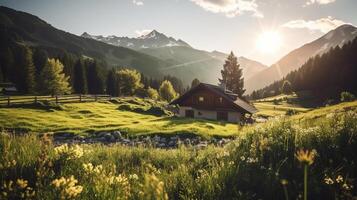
199, 96, 204, 102
185, 110, 194, 118
217, 111, 228, 121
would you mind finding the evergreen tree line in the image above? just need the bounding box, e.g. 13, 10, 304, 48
0, 44, 185, 101
249, 37, 357, 100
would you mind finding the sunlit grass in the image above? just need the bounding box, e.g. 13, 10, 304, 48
0, 99, 239, 137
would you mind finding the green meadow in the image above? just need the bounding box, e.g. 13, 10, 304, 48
0, 98, 239, 138
0, 100, 356, 199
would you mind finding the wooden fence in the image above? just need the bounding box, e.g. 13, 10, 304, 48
0, 94, 112, 106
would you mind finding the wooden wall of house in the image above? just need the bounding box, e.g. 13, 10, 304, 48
180, 87, 235, 110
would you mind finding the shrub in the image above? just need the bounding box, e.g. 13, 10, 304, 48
340, 91, 355, 102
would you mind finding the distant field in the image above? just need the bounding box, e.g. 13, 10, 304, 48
0, 98, 239, 138
253, 92, 315, 117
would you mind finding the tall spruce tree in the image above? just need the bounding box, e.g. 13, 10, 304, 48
86, 60, 104, 94
20, 47, 36, 94
73, 59, 88, 94
106, 68, 117, 96
32, 49, 48, 76
0, 48, 14, 82
40, 58, 71, 95
0, 66, 3, 83
219, 51, 245, 97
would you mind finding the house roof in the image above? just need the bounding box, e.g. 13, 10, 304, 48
170, 83, 258, 114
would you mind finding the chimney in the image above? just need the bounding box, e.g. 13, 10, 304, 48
220, 83, 227, 92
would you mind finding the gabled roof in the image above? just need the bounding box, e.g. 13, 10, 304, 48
170, 83, 258, 114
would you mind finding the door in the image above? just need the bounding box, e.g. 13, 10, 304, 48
185, 110, 194, 118
217, 111, 228, 121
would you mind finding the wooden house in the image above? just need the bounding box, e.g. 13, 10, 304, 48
170, 83, 257, 123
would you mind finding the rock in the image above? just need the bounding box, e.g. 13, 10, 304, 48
158, 143, 167, 148
104, 134, 115, 142
196, 142, 208, 149
97, 132, 110, 138
184, 138, 191, 145
160, 137, 167, 143
112, 131, 122, 140
168, 140, 176, 147
122, 139, 131, 145
153, 136, 161, 142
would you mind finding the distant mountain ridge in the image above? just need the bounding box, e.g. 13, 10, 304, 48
82, 31, 267, 85
81, 30, 191, 49
245, 24, 357, 93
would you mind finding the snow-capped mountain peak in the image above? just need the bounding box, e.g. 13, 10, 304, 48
81, 30, 191, 49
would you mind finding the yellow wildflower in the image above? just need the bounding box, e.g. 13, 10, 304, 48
324, 177, 334, 185
16, 179, 28, 189
280, 179, 288, 186
336, 175, 343, 183
295, 149, 316, 165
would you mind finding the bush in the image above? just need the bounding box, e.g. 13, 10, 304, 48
340, 91, 355, 102
285, 109, 297, 116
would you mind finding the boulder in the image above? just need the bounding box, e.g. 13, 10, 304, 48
112, 131, 122, 140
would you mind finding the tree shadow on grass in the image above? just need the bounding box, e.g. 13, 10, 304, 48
154, 116, 229, 127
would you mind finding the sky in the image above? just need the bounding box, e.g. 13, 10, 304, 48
0, 0, 356, 65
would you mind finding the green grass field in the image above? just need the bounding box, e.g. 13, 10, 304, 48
0, 98, 239, 138
253, 93, 316, 117
1, 100, 356, 199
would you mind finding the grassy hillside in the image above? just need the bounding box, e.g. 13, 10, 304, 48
1, 101, 356, 199
0, 98, 239, 138
253, 93, 314, 117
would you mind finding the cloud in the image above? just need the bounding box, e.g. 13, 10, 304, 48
132, 0, 144, 6
282, 16, 348, 33
190, 0, 263, 18
135, 29, 152, 36
305, 0, 336, 6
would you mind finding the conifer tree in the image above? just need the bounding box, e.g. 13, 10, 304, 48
73, 59, 88, 94
40, 58, 71, 95
86, 60, 104, 94
281, 80, 293, 94
0, 48, 14, 82
106, 68, 117, 96
0, 66, 3, 83
20, 47, 36, 94
219, 51, 245, 97
32, 49, 48, 76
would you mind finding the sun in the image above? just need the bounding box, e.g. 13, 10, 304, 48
256, 31, 283, 54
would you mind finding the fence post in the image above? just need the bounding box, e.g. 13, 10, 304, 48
109, 95, 111, 101
7, 96, 10, 106
34, 96, 37, 104
79, 94, 82, 102
95, 94, 97, 102
55, 95, 58, 104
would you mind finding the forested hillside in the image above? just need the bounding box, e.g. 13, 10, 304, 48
250, 37, 357, 102
0, 6, 169, 82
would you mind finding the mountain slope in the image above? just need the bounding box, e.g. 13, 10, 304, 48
82, 30, 191, 50
0, 6, 168, 77
139, 47, 267, 84
245, 24, 357, 93
81, 31, 267, 86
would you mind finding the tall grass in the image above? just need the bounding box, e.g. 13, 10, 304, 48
0, 110, 356, 199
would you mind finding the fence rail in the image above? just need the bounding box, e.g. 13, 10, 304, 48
0, 94, 112, 106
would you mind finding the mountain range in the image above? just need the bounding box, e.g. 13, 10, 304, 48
1, 6, 356, 95
82, 30, 191, 49
81, 30, 267, 84
245, 24, 357, 93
